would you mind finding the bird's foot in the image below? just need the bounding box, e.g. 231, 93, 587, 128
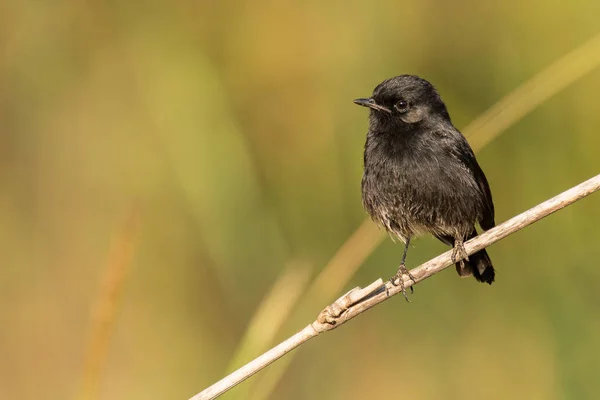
451, 240, 469, 268
390, 264, 416, 302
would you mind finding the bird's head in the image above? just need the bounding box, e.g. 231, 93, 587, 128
354, 75, 450, 126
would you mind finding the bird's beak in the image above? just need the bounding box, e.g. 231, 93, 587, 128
353, 98, 391, 113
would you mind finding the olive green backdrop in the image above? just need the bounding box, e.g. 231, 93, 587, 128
2, 1, 600, 399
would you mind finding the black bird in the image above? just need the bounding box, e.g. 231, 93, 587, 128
354, 75, 495, 299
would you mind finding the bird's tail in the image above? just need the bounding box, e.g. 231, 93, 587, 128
459, 247, 495, 285
436, 231, 495, 285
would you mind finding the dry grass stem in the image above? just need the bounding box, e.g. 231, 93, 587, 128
191, 174, 600, 400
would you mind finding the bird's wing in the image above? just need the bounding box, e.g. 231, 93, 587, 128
437, 127, 495, 230
452, 139, 495, 230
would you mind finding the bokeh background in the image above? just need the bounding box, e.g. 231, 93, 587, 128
3, 1, 600, 399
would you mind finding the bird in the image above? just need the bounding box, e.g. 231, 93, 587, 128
354, 75, 495, 300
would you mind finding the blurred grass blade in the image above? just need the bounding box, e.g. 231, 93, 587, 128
248, 32, 600, 400
303, 220, 383, 316
78, 207, 140, 400
248, 222, 383, 400
225, 261, 312, 399
227, 261, 312, 369
464, 33, 600, 150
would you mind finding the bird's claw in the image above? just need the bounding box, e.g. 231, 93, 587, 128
389, 264, 416, 302
451, 241, 469, 265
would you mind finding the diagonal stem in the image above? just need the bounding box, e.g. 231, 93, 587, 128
190, 173, 600, 400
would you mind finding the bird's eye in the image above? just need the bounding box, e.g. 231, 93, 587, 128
395, 100, 409, 112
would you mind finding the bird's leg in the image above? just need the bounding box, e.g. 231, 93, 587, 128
451, 236, 469, 270
390, 237, 416, 301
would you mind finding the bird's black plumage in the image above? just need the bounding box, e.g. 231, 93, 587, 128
354, 75, 496, 294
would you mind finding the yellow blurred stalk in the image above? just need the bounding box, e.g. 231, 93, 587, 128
464, 33, 600, 147
78, 207, 140, 400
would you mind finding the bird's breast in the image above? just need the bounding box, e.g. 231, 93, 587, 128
362, 138, 482, 239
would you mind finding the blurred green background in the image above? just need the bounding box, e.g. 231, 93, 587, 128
2, 1, 600, 399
